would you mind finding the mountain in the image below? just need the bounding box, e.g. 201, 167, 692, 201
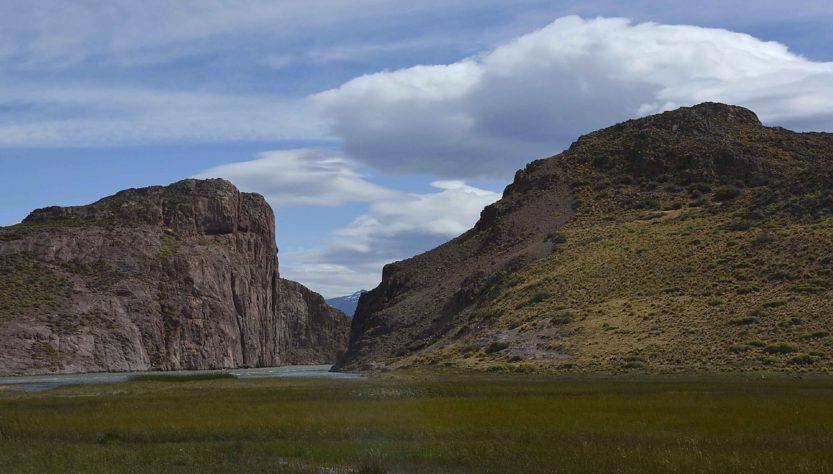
0, 179, 350, 376
326, 291, 367, 317
336, 103, 833, 373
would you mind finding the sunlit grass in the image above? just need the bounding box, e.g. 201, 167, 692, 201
430, 208, 833, 373
1, 373, 832, 472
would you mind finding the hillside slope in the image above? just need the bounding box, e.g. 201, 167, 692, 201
337, 103, 833, 373
0, 179, 349, 376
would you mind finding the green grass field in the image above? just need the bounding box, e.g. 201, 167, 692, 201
1, 373, 832, 473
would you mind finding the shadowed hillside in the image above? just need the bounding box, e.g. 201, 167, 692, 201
337, 103, 833, 373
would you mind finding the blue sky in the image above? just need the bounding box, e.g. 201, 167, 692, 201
2, 1, 833, 297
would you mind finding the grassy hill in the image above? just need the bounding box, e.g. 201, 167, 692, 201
338, 103, 833, 373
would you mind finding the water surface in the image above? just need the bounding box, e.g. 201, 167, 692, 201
0, 365, 361, 392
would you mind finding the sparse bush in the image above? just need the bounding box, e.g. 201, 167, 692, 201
622, 359, 646, 369
687, 182, 712, 194
762, 300, 787, 308
592, 181, 610, 191
549, 309, 576, 325
625, 196, 661, 210
485, 342, 509, 354
730, 343, 751, 353
530, 292, 551, 304
730, 316, 760, 326
752, 230, 777, 246
780, 317, 802, 327
791, 283, 825, 294
764, 342, 799, 354
707, 297, 725, 306
459, 343, 480, 354
787, 353, 815, 365
159, 234, 178, 259
801, 331, 830, 341
714, 186, 742, 202
726, 220, 754, 232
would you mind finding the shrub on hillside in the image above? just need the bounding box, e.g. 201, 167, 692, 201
485, 341, 509, 354
764, 342, 799, 354
714, 185, 742, 202
787, 353, 815, 365
801, 331, 830, 340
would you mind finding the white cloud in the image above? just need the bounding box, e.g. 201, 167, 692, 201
195, 151, 500, 296
194, 149, 396, 206
283, 179, 500, 296
314, 16, 833, 178
334, 180, 499, 249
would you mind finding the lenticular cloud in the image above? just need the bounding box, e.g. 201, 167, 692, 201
314, 16, 833, 179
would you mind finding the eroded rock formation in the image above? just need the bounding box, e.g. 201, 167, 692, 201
0, 179, 349, 376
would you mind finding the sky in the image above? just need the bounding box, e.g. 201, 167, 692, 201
2, 1, 833, 297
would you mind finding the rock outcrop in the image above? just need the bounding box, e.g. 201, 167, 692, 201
337, 103, 833, 373
0, 179, 350, 376
278, 279, 350, 364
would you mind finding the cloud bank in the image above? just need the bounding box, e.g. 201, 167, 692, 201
314, 16, 833, 178
282, 179, 500, 297
194, 149, 395, 206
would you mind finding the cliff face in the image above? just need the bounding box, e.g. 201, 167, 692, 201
338, 103, 833, 373
278, 279, 350, 364
0, 179, 349, 376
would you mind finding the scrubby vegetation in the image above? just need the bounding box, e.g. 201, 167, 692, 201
1, 374, 832, 472
419, 204, 833, 373
159, 234, 178, 260
0, 255, 75, 319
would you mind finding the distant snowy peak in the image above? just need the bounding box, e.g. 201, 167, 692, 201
326, 290, 367, 317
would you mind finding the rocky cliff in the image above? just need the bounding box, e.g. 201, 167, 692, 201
337, 103, 833, 373
278, 279, 350, 364
0, 179, 350, 376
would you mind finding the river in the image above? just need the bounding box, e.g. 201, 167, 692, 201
0, 365, 362, 392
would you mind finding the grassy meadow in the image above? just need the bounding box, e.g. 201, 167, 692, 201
1, 372, 832, 473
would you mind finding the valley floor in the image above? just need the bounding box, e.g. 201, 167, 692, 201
1, 372, 832, 473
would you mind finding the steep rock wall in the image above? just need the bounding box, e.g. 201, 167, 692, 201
0, 179, 348, 376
